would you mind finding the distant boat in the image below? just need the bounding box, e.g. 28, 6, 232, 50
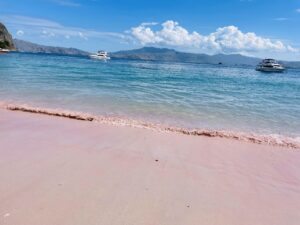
0, 48, 10, 54
256, 59, 285, 73
90, 51, 110, 60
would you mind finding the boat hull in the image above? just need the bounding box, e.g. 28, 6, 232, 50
256, 67, 285, 73
90, 55, 110, 60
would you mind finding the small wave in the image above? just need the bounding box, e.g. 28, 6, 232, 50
1, 101, 299, 149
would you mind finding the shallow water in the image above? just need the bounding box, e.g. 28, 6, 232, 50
0, 52, 299, 137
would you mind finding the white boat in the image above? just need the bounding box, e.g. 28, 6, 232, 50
0, 48, 10, 54
256, 59, 285, 73
90, 51, 110, 60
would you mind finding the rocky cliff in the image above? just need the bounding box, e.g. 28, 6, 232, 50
0, 22, 15, 49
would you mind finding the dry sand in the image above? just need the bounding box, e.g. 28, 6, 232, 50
0, 109, 300, 225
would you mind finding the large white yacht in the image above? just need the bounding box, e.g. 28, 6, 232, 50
256, 59, 285, 73
90, 51, 110, 60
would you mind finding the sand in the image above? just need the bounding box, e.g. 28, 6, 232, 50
0, 108, 300, 225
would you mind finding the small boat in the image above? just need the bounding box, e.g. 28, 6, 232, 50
90, 51, 110, 60
0, 48, 10, 54
256, 59, 285, 73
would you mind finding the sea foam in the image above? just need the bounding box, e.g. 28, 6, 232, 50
1, 102, 299, 149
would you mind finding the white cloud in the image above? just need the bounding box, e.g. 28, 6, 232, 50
140, 22, 158, 26
131, 20, 298, 54
3, 15, 62, 28
78, 32, 88, 40
41, 30, 56, 38
274, 17, 288, 21
16, 30, 24, 36
51, 0, 81, 7
132, 21, 202, 48
0, 14, 129, 41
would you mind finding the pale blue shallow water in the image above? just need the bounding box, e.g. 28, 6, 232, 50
0, 52, 299, 137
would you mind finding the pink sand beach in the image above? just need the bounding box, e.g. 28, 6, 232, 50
1, 108, 300, 225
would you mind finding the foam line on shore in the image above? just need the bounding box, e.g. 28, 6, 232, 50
1, 102, 300, 149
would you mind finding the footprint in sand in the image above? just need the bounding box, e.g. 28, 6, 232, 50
3, 213, 10, 218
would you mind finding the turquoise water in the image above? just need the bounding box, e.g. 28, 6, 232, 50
0, 52, 300, 137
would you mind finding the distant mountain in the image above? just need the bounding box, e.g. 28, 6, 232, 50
110, 47, 261, 66
284, 61, 300, 69
0, 23, 15, 50
111, 47, 300, 68
13, 39, 90, 56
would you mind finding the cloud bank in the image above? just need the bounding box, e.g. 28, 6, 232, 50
1, 14, 298, 58
131, 20, 298, 54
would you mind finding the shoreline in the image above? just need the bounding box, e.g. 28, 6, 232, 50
1, 107, 300, 225
1, 101, 299, 149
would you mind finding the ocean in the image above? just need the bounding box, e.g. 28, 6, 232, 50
1, 52, 299, 142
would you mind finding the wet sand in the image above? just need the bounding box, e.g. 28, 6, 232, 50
0, 109, 300, 225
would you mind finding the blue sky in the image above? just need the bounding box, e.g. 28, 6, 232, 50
0, 0, 300, 60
